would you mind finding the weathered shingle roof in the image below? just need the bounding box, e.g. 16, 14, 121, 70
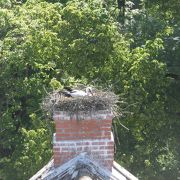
30, 153, 138, 180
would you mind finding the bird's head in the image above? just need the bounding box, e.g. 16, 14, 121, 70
85, 87, 93, 96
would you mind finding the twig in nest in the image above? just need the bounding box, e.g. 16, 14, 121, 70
41, 88, 121, 118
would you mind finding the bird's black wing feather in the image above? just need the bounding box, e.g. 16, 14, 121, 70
64, 86, 73, 92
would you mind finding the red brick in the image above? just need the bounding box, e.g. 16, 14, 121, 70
92, 142, 106, 145
55, 122, 70, 128
77, 147, 83, 151
106, 155, 114, 159
107, 141, 114, 146
103, 120, 112, 124
107, 150, 114, 154
84, 147, 90, 151
53, 147, 60, 151
91, 146, 99, 150
99, 146, 106, 150
53, 152, 61, 156
102, 127, 111, 131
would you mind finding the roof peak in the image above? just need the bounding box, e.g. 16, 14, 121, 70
30, 153, 138, 180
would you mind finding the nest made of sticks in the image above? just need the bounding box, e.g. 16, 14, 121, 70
42, 87, 119, 117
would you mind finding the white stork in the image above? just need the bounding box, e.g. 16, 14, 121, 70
62, 87, 93, 97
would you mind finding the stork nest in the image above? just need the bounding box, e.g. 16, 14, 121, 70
42, 88, 119, 117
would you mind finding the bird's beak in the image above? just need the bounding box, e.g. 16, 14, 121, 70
89, 90, 93, 96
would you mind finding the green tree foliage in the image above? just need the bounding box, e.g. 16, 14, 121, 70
113, 1, 180, 179
0, 0, 124, 179
0, 0, 179, 180
0, 1, 62, 179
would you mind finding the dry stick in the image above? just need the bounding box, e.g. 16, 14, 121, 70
121, 102, 139, 110
114, 122, 120, 145
117, 119, 129, 131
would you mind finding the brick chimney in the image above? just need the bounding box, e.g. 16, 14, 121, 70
53, 110, 114, 170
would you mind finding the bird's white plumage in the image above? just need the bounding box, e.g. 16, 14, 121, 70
70, 90, 88, 97
64, 87, 93, 97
